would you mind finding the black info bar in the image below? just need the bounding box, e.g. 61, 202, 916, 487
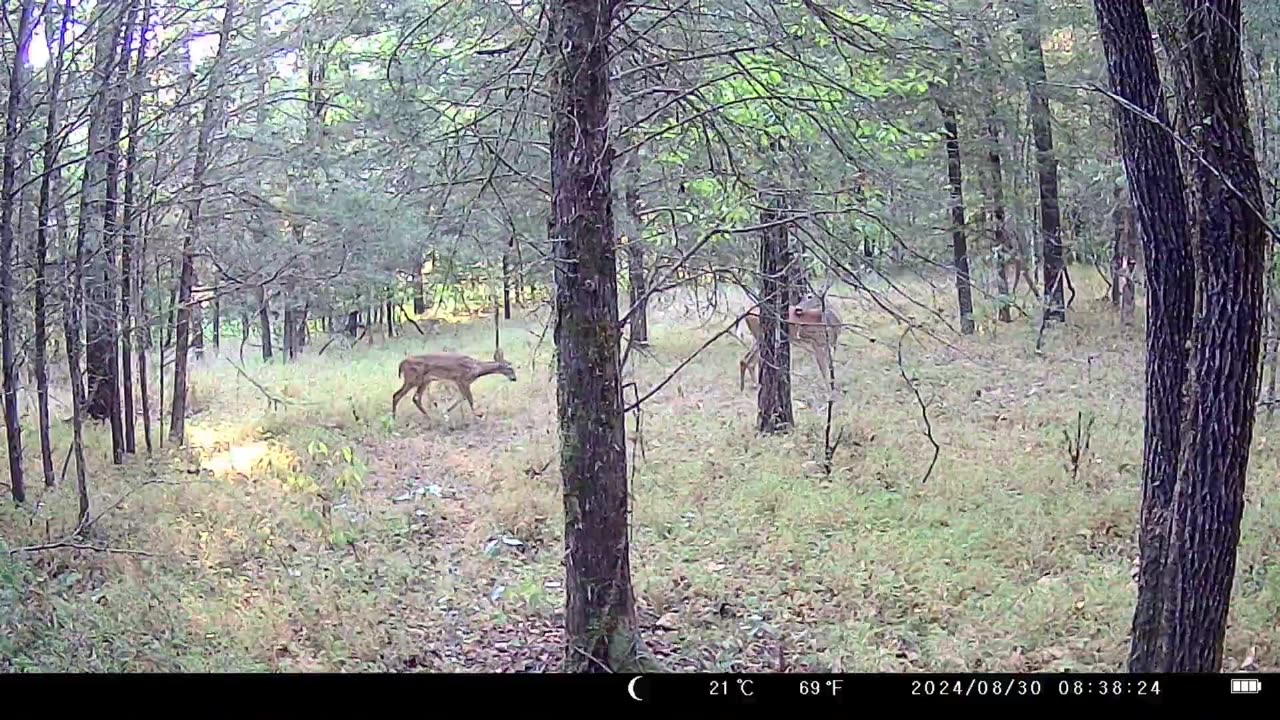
0, 672, 1270, 710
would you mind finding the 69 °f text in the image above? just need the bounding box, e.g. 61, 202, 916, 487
799, 679, 843, 697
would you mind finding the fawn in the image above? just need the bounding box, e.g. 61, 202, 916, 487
739, 290, 842, 392
392, 349, 517, 419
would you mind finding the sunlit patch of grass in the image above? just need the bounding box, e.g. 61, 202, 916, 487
2, 265, 1279, 672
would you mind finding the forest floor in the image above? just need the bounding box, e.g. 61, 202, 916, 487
2, 267, 1277, 672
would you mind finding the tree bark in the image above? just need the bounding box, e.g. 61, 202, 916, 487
940, 103, 975, 334
1, 0, 37, 502
1110, 184, 1138, 325
757, 193, 794, 434
32, 0, 74, 486
549, 0, 650, 673
502, 237, 514, 320
1160, 0, 1266, 673
1020, 0, 1066, 323
170, 0, 235, 446
1093, 0, 1266, 674
117, 0, 140, 455
414, 271, 427, 314
256, 285, 273, 360
984, 116, 1013, 322
212, 295, 221, 350
137, 208, 153, 454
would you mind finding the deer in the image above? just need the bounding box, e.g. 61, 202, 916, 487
738, 287, 842, 392
392, 348, 517, 420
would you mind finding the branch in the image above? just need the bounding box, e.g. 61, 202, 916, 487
623, 303, 763, 414
8, 541, 153, 557
896, 328, 940, 485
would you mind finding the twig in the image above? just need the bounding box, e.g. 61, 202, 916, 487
623, 302, 763, 414
224, 357, 289, 410
1055, 81, 1279, 243
8, 540, 153, 557
897, 328, 940, 484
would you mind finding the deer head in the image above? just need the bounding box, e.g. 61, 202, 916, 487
491, 348, 518, 381
793, 278, 834, 321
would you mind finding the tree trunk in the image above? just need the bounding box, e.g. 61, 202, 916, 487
192, 302, 205, 359
32, 0, 74, 486
283, 307, 296, 360
940, 103, 975, 334
414, 271, 427, 314
96, 0, 133, 465
502, 238, 513, 320
211, 295, 221, 350
1, 0, 37, 502
549, 0, 650, 673
119, 0, 144, 455
757, 193, 794, 434
137, 211, 153, 454
171, 0, 235, 446
1092, 0, 1268, 674
1021, 0, 1066, 323
985, 115, 1013, 322
1110, 185, 1138, 325
625, 239, 650, 347
77, 2, 123, 436
1159, 0, 1266, 673
256, 285, 273, 360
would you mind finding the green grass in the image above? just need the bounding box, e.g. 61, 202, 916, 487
2, 266, 1278, 672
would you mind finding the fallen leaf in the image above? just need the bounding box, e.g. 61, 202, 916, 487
655, 612, 680, 630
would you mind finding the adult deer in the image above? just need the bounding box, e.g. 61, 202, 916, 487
738, 288, 842, 392
392, 348, 517, 419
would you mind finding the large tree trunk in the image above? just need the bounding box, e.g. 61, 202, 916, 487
170, 0, 235, 446
1093, 0, 1196, 673
1020, 0, 1066, 323
940, 103, 975, 334
1094, 0, 1266, 674
1159, 0, 1266, 673
1, 0, 37, 502
549, 0, 650, 673
757, 193, 794, 434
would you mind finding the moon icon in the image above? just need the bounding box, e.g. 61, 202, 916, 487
627, 676, 644, 702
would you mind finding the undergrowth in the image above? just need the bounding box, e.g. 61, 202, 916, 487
1, 268, 1277, 672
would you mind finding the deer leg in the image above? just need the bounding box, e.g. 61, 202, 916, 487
453, 381, 481, 417
412, 381, 431, 416
392, 381, 412, 417
739, 344, 759, 392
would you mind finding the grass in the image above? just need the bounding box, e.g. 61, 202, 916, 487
1, 265, 1278, 672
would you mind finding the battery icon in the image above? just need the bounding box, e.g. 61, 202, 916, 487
1230, 679, 1261, 694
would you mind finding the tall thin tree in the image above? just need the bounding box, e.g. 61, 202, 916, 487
33, 0, 75, 486
171, 0, 236, 445
1, 0, 38, 503
1020, 0, 1066, 323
